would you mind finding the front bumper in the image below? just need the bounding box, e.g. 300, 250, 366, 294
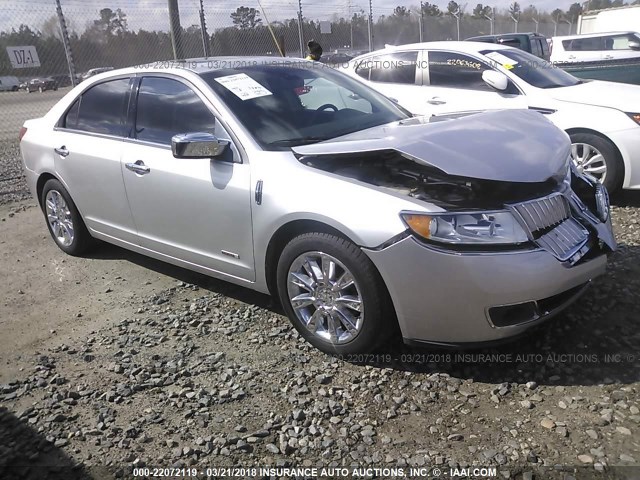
363, 223, 612, 345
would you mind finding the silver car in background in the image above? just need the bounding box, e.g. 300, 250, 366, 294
20, 58, 615, 354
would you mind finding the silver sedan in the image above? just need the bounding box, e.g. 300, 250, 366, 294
20, 57, 616, 354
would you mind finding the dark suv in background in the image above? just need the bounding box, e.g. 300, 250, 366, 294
466, 32, 551, 60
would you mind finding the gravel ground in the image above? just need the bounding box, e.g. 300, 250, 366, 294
0, 140, 639, 480
0, 140, 30, 205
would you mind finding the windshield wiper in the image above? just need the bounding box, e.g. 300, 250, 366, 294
268, 136, 330, 147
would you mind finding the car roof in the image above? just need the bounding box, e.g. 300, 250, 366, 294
552, 31, 637, 40
353, 41, 513, 57
468, 32, 545, 39
77, 56, 317, 84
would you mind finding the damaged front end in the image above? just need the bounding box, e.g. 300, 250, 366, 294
297, 149, 615, 267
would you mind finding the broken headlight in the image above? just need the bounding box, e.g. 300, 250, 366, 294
567, 161, 610, 223
401, 211, 529, 245
595, 183, 610, 222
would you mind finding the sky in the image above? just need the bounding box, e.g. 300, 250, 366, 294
1, 0, 581, 34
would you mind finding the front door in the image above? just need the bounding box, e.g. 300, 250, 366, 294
121, 76, 255, 281
422, 50, 527, 117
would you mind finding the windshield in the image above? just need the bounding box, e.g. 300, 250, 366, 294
480, 48, 581, 89
200, 62, 409, 151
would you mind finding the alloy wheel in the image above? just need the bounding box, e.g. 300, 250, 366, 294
286, 251, 364, 345
571, 142, 607, 183
45, 190, 75, 247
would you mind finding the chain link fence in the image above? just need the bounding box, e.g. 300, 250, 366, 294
0, 0, 566, 140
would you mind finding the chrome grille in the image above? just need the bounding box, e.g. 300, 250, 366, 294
536, 218, 589, 261
510, 193, 571, 233
509, 193, 590, 263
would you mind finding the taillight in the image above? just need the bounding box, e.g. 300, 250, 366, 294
18, 127, 27, 142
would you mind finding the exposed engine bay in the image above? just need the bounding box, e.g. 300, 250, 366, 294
300, 150, 560, 210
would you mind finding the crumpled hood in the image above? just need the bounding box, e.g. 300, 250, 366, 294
549, 79, 640, 110
292, 109, 570, 183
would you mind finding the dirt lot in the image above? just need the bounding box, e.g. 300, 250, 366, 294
0, 143, 639, 480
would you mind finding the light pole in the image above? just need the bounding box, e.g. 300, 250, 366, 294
420, 1, 424, 42
411, 8, 424, 42
452, 8, 461, 41
511, 13, 519, 33
530, 5, 538, 33
367, 0, 373, 51
563, 18, 573, 35
484, 7, 494, 35
297, 0, 304, 57
198, 0, 210, 57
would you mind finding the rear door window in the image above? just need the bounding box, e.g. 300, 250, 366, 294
69, 78, 130, 136
563, 37, 605, 51
356, 51, 419, 84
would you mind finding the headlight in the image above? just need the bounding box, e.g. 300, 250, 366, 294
627, 112, 640, 126
401, 211, 529, 245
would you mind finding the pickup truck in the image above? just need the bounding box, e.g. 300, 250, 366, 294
466, 32, 551, 61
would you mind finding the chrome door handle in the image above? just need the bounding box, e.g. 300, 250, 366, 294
427, 97, 446, 105
54, 146, 69, 157
125, 161, 150, 175
604, 55, 614, 59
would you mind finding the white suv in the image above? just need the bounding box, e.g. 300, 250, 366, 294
551, 31, 640, 63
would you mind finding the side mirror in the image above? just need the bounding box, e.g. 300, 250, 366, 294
482, 70, 509, 91
171, 132, 229, 159
629, 40, 640, 50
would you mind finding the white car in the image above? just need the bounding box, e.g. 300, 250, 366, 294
341, 41, 640, 192
551, 31, 640, 64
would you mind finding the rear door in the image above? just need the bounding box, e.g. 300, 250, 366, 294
52, 76, 137, 242
120, 75, 255, 280
353, 50, 423, 111
559, 37, 604, 63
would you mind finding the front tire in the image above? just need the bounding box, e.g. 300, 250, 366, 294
569, 132, 623, 192
41, 179, 92, 255
276, 232, 395, 355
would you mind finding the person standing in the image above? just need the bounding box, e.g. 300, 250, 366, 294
305, 40, 323, 61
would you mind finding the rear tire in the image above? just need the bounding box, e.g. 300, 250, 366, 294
569, 132, 623, 193
41, 179, 92, 256
276, 232, 395, 355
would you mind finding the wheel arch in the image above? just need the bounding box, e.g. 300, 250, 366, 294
264, 219, 358, 297
565, 127, 626, 186
36, 172, 89, 224
36, 172, 60, 208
